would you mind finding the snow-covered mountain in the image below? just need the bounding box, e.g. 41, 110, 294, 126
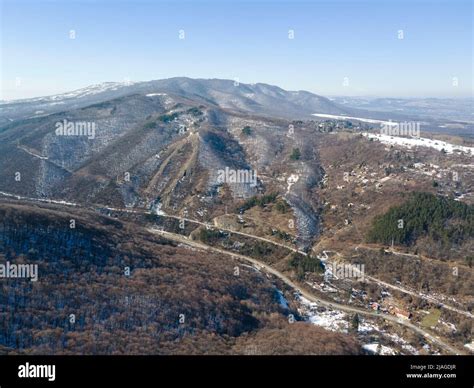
0, 82, 137, 105
0, 77, 357, 126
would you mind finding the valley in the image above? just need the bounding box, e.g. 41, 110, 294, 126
0, 78, 472, 356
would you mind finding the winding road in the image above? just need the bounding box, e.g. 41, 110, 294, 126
148, 228, 465, 355
0, 190, 468, 355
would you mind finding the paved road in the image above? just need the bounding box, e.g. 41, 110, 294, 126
0, 191, 467, 354
148, 228, 465, 355
158, 213, 307, 255
353, 244, 474, 319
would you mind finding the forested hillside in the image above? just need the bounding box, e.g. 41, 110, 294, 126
0, 202, 361, 355
367, 193, 473, 261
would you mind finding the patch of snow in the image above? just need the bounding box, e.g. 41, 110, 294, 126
286, 174, 299, 193
312, 113, 398, 127
276, 290, 289, 309
297, 295, 348, 332
153, 202, 166, 216
3, 81, 136, 104
362, 133, 474, 155
464, 342, 474, 352
440, 320, 457, 332
358, 321, 380, 334
363, 343, 396, 355
386, 333, 419, 355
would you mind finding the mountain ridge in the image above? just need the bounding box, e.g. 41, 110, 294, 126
0, 77, 360, 125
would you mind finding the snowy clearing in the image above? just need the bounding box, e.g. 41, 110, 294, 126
312, 113, 398, 126
362, 133, 474, 155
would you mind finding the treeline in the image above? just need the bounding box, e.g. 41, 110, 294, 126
158, 112, 180, 123
0, 203, 362, 355
197, 227, 289, 264
288, 253, 323, 280
198, 228, 225, 243
238, 193, 278, 212
0, 204, 277, 354
367, 192, 473, 248
347, 250, 474, 300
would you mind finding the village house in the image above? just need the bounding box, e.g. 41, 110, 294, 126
389, 306, 412, 320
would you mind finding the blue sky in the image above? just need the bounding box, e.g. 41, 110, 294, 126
1, 0, 472, 99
